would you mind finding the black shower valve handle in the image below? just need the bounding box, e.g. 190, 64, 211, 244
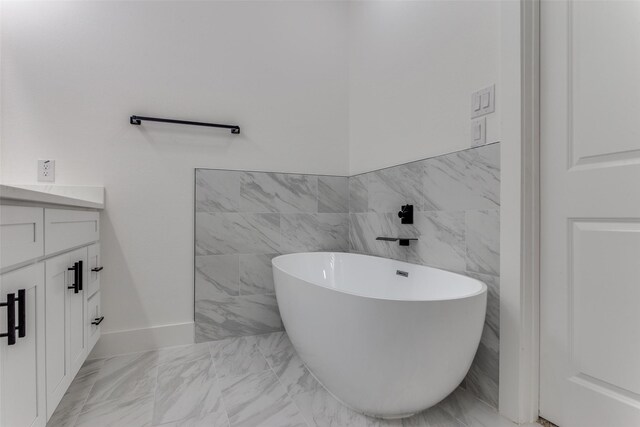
398, 204, 414, 224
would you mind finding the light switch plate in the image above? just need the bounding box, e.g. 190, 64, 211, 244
38, 159, 55, 182
471, 84, 495, 118
471, 117, 486, 147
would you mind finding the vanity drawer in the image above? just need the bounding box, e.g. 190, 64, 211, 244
0, 206, 44, 269
86, 243, 102, 297
88, 291, 102, 351
44, 209, 99, 255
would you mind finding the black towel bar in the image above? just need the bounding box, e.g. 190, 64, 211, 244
130, 115, 240, 134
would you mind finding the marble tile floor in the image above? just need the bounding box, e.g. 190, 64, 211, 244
48, 331, 536, 427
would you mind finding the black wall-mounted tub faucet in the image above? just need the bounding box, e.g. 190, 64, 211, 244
376, 237, 418, 246
398, 204, 413, 224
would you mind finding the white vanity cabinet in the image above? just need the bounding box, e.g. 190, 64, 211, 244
0, 262, 47, 427
0, 200, 103, 426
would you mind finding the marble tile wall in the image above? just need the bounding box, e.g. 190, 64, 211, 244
195, 143, 499, 408
194, 170, 349, 342
348, 142, 501, 408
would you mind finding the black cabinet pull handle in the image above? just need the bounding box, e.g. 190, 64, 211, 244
92, 316, 104, 325
78, 260, 83, 291
17, 289, 26, 338
0, 293, 16, 345
68, 262, 80, 293
92, 266, 104, 272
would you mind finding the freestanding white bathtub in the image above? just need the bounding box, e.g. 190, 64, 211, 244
272, 252, 487, 419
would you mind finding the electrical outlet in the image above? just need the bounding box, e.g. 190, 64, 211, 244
38, 160, 55, 182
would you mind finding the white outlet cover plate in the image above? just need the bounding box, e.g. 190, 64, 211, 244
471, 84, 495, 118
38, 159, 55, 182
471, 117, 486, 147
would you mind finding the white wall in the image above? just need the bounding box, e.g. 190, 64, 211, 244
348, 1, 501, 174
1, 0, 501, 352
1, 1, 349, 344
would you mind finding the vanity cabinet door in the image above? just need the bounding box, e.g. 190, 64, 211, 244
45, 251, 71, 418
0, 262, 46, 427
45, 247, 88, 419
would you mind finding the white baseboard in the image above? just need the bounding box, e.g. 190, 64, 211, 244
89, 321, 194, 359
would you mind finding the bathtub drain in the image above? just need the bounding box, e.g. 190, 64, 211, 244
396, 270, 409, 277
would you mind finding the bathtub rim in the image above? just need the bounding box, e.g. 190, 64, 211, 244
272, 251, 487, 303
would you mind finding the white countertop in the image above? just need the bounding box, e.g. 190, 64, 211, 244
0, 184, 105, 209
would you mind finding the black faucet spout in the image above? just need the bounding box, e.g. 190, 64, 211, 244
376, 237, 418, 246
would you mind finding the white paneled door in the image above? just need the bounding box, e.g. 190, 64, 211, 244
540, 1, 640, 426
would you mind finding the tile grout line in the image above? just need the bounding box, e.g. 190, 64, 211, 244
207, 341, 234, 427
147, 344, 234, 426
444, 387, 508, 427
56, 379, 94, 426
70, 359, 108, 425
450, 412, 472, 427
75, 353, 160, 426
269, 363, 314, 427
149, 358, 162, 426
463, 389, 498, 415
439, 395, 472, 427
470, 393, 505, 420
255, 334, 315, 427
